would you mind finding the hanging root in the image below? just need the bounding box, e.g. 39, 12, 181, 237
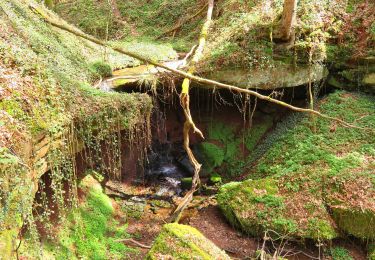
169, 93, 203, 222
168, 0, 214, 223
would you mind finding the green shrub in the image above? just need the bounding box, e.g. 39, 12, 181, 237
89, 61, 113, 78
330, 247, 353, 260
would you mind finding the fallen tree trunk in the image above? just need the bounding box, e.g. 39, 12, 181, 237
29, 3, 368, 126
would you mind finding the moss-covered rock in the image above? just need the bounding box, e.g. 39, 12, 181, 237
89, 61, 113, 78
325, 171, 375, 240
146, 223, 230, 260
327, 64, 375, 93
363, 73, 375, 86
217, 178, 337, 241
330, 208, 375, 240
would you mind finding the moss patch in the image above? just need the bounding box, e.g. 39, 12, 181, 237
197, 117, 273, 179
330, 247, 353, 260
146, 223, 230, 260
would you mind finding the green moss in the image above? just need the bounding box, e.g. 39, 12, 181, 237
330, 207, 375, 239
198, 142, 225, 173
306, 218, 337, 240
209, 173, 222, 184
19, 174, 135, 259
146, 223, 230, 260
89, 61, 113, 78
330, 247, 353, 260
44, 0, 54, 9
0, 229, 18, 259
218, 178, 284, 236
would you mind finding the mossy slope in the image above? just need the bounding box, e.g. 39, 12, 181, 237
218, 91, 375, 241
146, 223, 230, 260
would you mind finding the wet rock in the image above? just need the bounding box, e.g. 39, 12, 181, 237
121, 197, 147, 219
146, 223, 231, 260
177, 155, 195, 175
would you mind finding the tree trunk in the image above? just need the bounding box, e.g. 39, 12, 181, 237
277, 0, 297, 41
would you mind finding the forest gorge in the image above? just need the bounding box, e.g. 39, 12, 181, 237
0, 0, 374, 259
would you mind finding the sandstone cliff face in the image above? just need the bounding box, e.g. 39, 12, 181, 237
0, 1, 152, 258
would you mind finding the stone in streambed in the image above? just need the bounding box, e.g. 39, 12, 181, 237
146, 223, 230, 260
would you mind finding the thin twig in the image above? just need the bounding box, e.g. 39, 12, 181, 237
115, 238, 151, 249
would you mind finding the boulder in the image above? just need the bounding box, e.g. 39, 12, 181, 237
326, 175, 375, 240
217, 178, 337, 241
146, 223, 230, 260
